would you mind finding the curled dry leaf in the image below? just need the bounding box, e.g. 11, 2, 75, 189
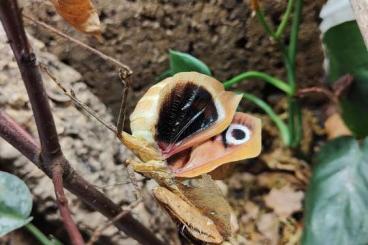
264, 185, 304, 218
51, 0, 101, 36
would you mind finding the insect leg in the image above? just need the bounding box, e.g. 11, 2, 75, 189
126, 162, 142, 200
40, 63, 118, 134
116, 68, 131, 137
126, 159, 176, 189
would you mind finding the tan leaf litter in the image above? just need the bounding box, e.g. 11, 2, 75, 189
264, 185, 304, 218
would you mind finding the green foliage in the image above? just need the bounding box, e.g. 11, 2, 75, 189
224, 0, 303, 147
323, 21, 368, 138
157, 0, 304, 148
324, 21, 368, 82
302, 137, 368, 245
0, 171, 33, 236
157, 50, 211, 81
169, 50, 211, 75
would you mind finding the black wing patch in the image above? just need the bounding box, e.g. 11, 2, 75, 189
156, 82, 218, 148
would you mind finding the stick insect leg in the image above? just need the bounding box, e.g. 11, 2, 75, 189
116, 68, 131, 137
39, 63, 118, 135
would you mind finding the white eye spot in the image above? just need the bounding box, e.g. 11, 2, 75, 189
225, 124, 251, 145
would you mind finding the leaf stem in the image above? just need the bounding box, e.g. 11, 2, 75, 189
288, 0, 303, 65
286, 0, 303, 147
254, 10, 277, 39
224, 71, 292, 95
275, 0, 295, 39
241, 93, 291, 145
25, 223, 56, 245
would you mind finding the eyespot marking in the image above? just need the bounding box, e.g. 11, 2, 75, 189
225, 124, 251, 145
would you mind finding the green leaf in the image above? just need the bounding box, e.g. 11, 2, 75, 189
155, 69, 173, 82
0, 171, 33, 236
169, 50, 211, 75
323, 21, 368, 138
302, 137, 368, 245
323, 21, 368, 83
340, 72, 368, 139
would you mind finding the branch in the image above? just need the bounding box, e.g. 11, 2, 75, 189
0, 0, 61, 166
297, 87, 338, 104
86, 199, 142, 245
0, 0, 163, 244
52, 164, 85, 245
0, 1, 83, 243
0, 112, 164, 245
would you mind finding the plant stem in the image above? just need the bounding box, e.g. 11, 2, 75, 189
288, 0, 303, 65
275, 0, 295, 39
246, 0, 303, 147
255, 10, 277, 39
224, 71, 292, 95
25, 223, 56, 245
241, 93, 291, 145
286, 0, 303, 147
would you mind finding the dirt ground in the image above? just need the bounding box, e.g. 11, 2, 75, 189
1, 0, 328, 244
24, 0, 325, 118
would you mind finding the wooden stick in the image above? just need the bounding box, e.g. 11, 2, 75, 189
0, 1, 163, 244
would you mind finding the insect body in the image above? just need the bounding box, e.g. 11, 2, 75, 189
119, 72, 262, 243
121, 72, 262, 178
49, 70, 262, 243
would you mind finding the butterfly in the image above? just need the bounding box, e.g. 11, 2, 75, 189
50, 70, 262, 243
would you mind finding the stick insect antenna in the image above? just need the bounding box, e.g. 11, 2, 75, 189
40, 64, 118, 135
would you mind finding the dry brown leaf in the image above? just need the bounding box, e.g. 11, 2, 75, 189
256, 213, 280, 245
256, 172, 305, 190
51, 0, 101, 36
324, 112, 352, 139
264, 185, 304, 218
260, 148, 311, 184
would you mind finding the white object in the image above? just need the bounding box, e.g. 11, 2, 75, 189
351, 0, 368, 47
319, 0, 355, 33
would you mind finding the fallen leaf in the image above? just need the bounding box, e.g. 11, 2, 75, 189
256, 213, 279, 245
240, 201, 259, 224
324, 112, 352, 139
51, 0, 101, 36
264, 185, 304, 218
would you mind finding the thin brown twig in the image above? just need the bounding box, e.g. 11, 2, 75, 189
0, 1, 83, 244
297, 87, 338, 104
0, 1, 163, 244
22, 13, 133, 75
0, 111, 164, 245
52, 164, 85, 245
86, 199, 142, 245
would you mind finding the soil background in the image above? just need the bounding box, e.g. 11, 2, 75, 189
25, 0, 325, 120
1, 0, 328, 244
